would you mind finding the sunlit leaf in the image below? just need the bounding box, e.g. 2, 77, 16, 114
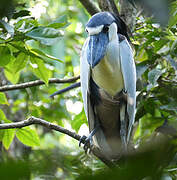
16, 127, 40, 147
4, 69, 20, 84
26, 27, 62, 45
30, 48, 62, 62
0, 46, 12, 67
71, 109, 87, 132
136, 48, 148, 62
0, 130, 4, 141
48, 15, 71, 29
0, 109, 8, 122
2, 129, 15, 150
0, 92, 9, 105
13, 52, 28, 73
0, 109, 13, 145
30, 57, 51, 85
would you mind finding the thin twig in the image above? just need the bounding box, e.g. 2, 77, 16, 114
0, 116, 113, 167
0, 76, 80, 92
50, 82, 81, 98
78, 0, 100, 15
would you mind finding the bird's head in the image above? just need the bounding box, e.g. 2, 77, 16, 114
85, 12, 129, 68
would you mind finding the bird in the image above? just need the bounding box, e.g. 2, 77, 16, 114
79, 12, 136, 161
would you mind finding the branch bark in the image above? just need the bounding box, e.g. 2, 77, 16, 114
0, 76, 80, 92
119, 0, 137, 30
0, 116, 114, 167
78, 0, 100, 15
98, 0, 119, 17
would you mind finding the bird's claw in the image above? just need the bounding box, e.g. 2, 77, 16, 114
79, 135, 87, 147
79, 135, 92, 154
79, 127, 99, 153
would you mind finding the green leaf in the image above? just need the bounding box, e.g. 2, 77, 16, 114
16, 127, 40, 147
144, 98, 156, 115
169, 14, 177, 28
138, 115, 164, 140
0, 130, 4, 141
160, 101, 177, 112
26, 27, 62, 45
71, 109, 87, 132
2, 129, 15, 150
0, 46, 12, 67
12, 10, 31, 19
153, 39, 168, 52
9, 42, 29, 54
0, 109, 13, 145
0, 109, 8, 122
164, 55, 177, 71
15, 17, 38, 33
136, 48, 148, 62
30, 49, 63, 63
148, 68, 165, 86
136, 61, 149, 79
47, 15, 70, 29
13, 52, 28, 73
168, 2, 177, 28
30, 57, 51, 85
4, 69, 20, 84
0, 92, 9, 105
4, 54, 23, 84
0, 20, 14, 36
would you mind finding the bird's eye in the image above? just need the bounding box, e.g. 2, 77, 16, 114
102, 26, 109, 33
85, 28, 88, 33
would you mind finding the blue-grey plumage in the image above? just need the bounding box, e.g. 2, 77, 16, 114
80, 12, 136, 160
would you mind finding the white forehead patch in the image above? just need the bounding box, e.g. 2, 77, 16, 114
86, 25, 104, 35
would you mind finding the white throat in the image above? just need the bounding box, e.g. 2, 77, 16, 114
86, 25, 104, 36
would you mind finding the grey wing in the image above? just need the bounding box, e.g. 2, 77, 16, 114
80, 38, 111, 155
80, 38, 95, 132
120, 39, 136, 142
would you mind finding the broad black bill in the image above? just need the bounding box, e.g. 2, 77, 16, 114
87, 32, 109, 68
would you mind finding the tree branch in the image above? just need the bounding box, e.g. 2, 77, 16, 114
0, 116, 81, 140
0, 116, 114, 167
0, 76, 80, 92
98, 0, 119, 17
78, 0, 100, 15
120, 0, 137, 30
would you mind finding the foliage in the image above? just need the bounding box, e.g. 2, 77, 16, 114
0, 0, 176, 179
133, 7, 177, 145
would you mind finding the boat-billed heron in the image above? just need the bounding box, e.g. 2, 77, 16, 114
80, 12, 136, 160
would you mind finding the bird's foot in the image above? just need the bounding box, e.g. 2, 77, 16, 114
79, 135, 93, 153
79, 127, 99, 153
